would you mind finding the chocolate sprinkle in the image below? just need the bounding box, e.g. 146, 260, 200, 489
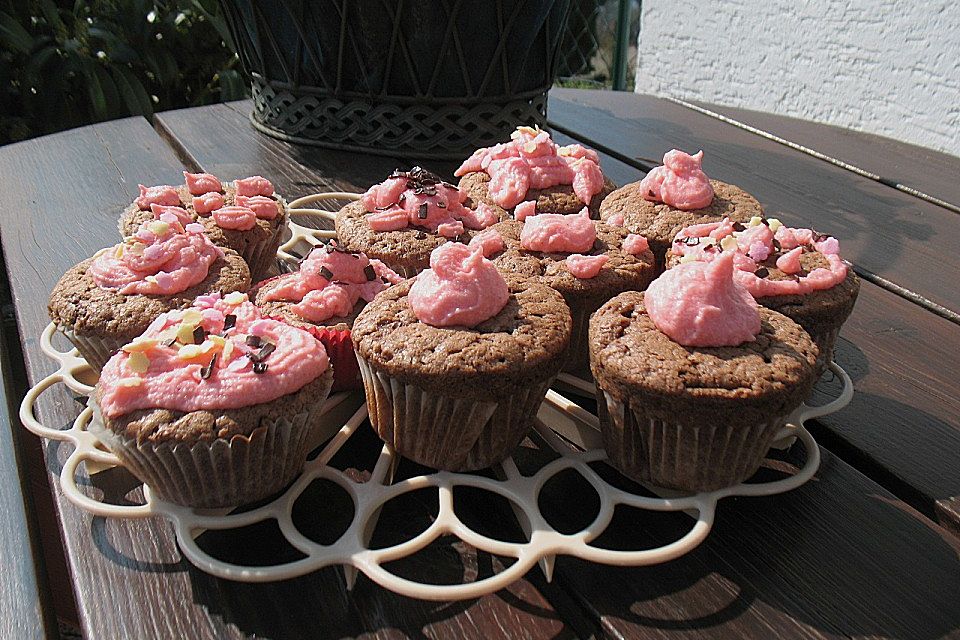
415, 231, 427, 240
417, 203, 429, 219
223, 314, 237, 331
319, 266, 334, 280
256, 342, 276, 361
192, 326, 206, 345
200, 353, 217, 380
814, 232, 830, 243
437, 201, 446, 208
245, 334, 262, 348
253, 361, 268, 374
325, 243, 335, 254
364, 264, 377, 280
161, 337, 176, 348
398, 193, 405, 206
648, 189, 656, 197
286, 249, 304, 261
754, 267, 770, 278
683, 237, 700, 246
733, 222, 746, 232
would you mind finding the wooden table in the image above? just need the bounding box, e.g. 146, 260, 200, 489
1, 88, 959, 639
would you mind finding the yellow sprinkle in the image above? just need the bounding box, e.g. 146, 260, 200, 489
122, 236, 136, 243
208, 335, 225, 348
128, 351, 150, 373
702, 237, 717, 247
748, 216, 763, 227
178, 344, 203, 360
117, 377, 142, 387
720, 236, 739, 252
128, 242, 145, 255
113, 245, 124, 259
145, 275, 159, 285
517, 125, 539, 137
767, 218, 783, 233
147, 220, 170, 235
158, 328, 178, 344
224, 291, 247, 305
176, 323, 197, 344
181, 309, 203, 325
523, 142, 538, 154
122, 338, 158, 353
679, 254, 698, 264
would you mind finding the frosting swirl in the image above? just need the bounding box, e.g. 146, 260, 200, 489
454, 126, 605, 208
88, 214, 223, 295
645, 251, 760, 347
670, 217, 849, 296
519, 208, 596, 253
362, 167, 493, 237
97, 293, 329, 418
639, 149, 715, 210
408, 243, 509, 327
262, 244, 403, 323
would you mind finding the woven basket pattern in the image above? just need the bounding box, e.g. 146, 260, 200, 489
222, 0, 571, 157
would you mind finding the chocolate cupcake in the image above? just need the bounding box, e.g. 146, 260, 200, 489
590, 253, 819, 492
352, 243, 571, 471
89, 292, 334, 508
252, 242, 403, 391
480, 211, 655, 375
455, 126, 616, 220
119, 173, 288, 281
599, 149, 761, 269
48, 215, 250, 371
667, 216, 859, 372
336, 167, 498, 277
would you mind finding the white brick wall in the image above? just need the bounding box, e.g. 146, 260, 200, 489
635, 0, 960, 157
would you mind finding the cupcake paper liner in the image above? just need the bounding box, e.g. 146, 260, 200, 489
89, 367, 334, 509
808, 324, 841, 377
597, 390, 788, 492
241, 224, 285, 283
562, 304, 592, 376
357, 356, 551, 471
58, 324, 126, 373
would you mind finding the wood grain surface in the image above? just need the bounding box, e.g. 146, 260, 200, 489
2, 96, 958, 640
687, 99, 960, 212
549, 88, 960, 318
0, 307, 52, 640
549, 89, 960, 533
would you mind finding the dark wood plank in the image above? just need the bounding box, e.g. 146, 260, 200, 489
157, 100, 960, 638
549, 88, 960, 533
0, 116, 588, 640
548, 88, 960, 319
0, 293, 53, 639
529, 443, 960, 639
687, 99, 960, 212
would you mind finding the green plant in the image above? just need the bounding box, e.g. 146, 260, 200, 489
0, 0, 247, 145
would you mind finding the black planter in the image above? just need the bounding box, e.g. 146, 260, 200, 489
220, 0, 573, 158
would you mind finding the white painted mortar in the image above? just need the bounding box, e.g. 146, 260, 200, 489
635, 0, 960, 157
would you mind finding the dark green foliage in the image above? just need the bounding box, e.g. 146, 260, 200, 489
0, 0, 247, 145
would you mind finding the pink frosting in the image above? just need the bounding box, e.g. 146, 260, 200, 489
623, 234, 649, 255
262, 245, 401, 323
408, 243, 509, 327
639, 149, 715, 211
236, 195, 280, 220
183, 172, 222, 196
520, 209, 596, 253
454, 127, 605, 209
136, 184, 180, 210
97, 294, 328, 418
213, 206, 257, 231
362, 168, 489, 234
566, 254, 608, 278
193, 192, 225, 214
670, 218, 849, 296
150, 203, 193, 228
468, 228, 506, 257
235, 176, 274, 197
645, 252, 760, 347
514, 201, 537, 222
89, 216, 223, 295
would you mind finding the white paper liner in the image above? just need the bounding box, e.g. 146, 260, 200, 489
88, 368, 333, 508
57, 324, 125, 373
357, 356, 552, 471
598, 390, 790, 492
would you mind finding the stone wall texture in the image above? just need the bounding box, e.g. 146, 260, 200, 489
635, 0, 960, 157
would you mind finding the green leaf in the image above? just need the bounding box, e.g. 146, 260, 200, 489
92, 62, 122, 119
23, 45, 60, 93
113, 65, 153, 117
218, 68, 248, 102
81, 58, 108, 120
38, 0, 63, 31
0, 11, 34, 54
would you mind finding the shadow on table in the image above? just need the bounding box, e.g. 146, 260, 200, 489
545, 444, 960, 639
183, 426, 577, 640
